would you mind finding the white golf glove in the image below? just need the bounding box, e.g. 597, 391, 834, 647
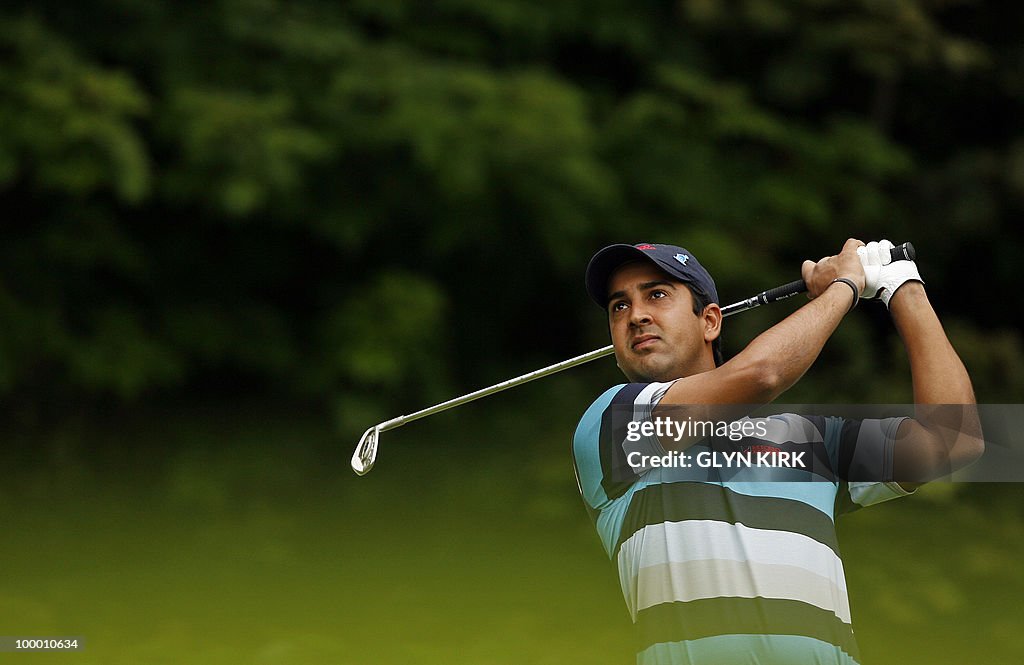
857, 239, 923, 308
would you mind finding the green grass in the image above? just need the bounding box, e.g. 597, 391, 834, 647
0, 402, 1020, 664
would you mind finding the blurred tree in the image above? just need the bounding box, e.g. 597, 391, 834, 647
0, 0, 1019, 418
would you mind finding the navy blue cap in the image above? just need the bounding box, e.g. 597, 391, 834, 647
585, 243, 719, 308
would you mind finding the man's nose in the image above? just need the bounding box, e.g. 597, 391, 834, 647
630, 303, 652, 326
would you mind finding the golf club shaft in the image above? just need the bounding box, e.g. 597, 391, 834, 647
352, 242, 915, 474
367, 285, 774, 437
373, 344, 616, 434
373, 241, 915, 430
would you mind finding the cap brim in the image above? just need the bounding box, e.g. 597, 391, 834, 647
585, 244, 663, 307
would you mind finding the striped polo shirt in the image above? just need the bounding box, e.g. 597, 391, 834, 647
572, 382, 914, 665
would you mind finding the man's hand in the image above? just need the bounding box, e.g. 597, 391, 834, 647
857, 240, 887, 299
801, 238, 867, 302
858, 239, 924, 308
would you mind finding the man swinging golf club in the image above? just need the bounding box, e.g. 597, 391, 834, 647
572, 238, 984, 665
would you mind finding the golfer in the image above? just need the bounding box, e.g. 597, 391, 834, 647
572, 239, 983, 665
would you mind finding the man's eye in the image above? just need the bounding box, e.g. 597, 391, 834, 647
611, 301, 627, 313
651, 290, 667, 299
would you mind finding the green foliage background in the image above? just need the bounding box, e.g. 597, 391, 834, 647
1, 1, 1022, 663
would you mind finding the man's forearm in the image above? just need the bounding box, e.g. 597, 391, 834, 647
661, 239, 866, 408
889, 282, 983, 480
890, 283, 975, 404
739, 281, 853, 397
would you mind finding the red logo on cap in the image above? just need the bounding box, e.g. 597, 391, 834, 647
636, 244, 656, 250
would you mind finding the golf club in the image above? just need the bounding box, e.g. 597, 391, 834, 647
351, 242, 916, 475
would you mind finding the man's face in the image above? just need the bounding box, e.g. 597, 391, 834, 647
606, 261, 712, 383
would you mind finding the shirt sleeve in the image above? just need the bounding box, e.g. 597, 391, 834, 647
829, 415, 917, 514
572, 381, 677, 511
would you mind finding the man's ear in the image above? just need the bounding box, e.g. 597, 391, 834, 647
702, 303, 722, 343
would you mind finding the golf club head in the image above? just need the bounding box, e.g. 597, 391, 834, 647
351, 426, 379, 475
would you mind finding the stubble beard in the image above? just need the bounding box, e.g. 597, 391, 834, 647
625, 352, 686, 383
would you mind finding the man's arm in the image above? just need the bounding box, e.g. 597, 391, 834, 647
654, 239, 866, 446
889, 283, 984, 488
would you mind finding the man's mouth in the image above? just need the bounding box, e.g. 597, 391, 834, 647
631, 334, 660, 351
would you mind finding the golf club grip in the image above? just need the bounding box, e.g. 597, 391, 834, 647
723, 242, 917, 317
890, 241, 916, 262
772, 241, 915, 300
777, 241, 915, 301
762, 279, 806, 303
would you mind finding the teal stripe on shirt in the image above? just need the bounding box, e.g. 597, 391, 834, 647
573, 385, 621, 510
637, 633, 860, 665
724, 481, 838, 522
